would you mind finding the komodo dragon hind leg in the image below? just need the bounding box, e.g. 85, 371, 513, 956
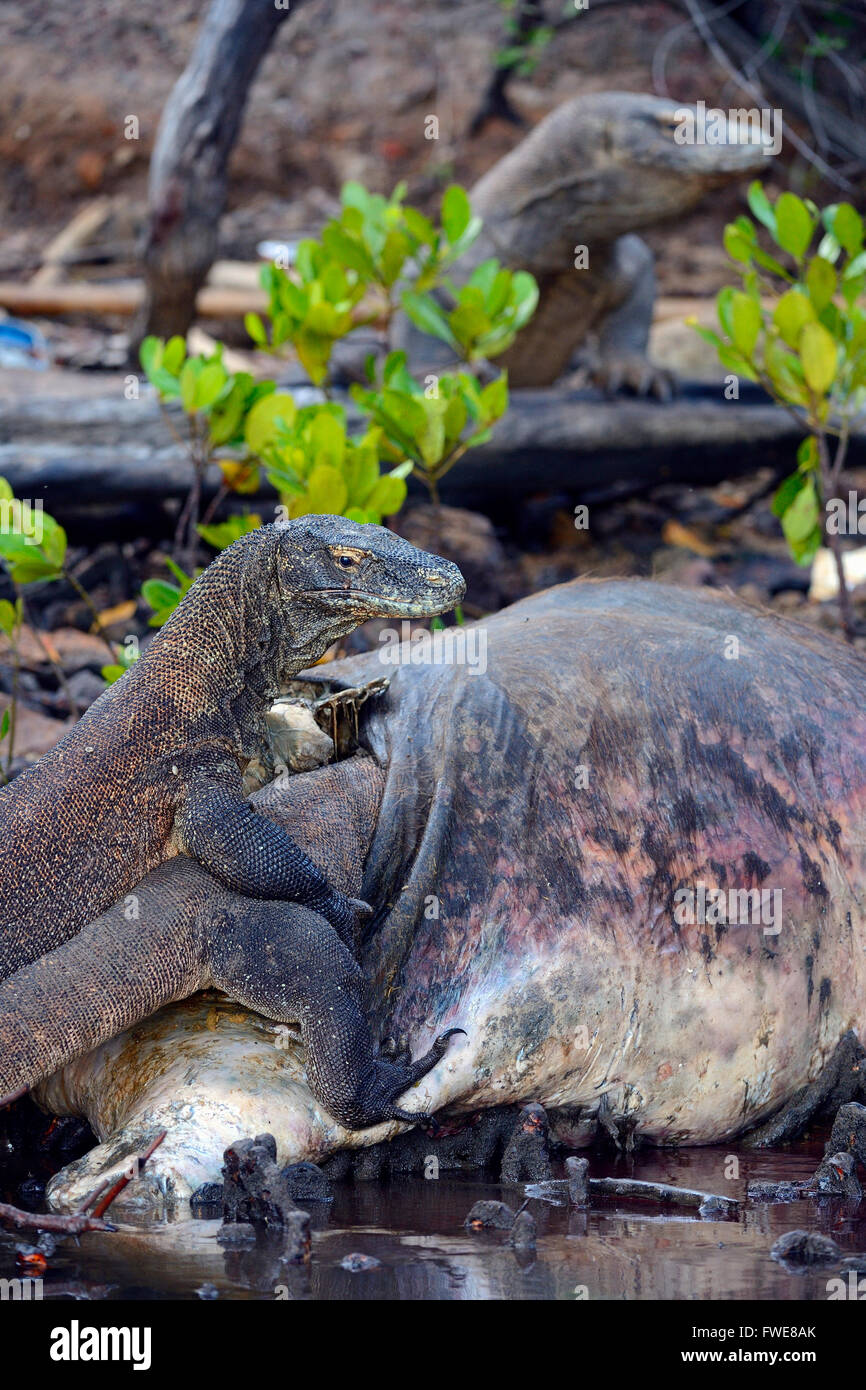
208, 900, 464, 1130
177, 751, 371, 951
0, 858, 211, 1096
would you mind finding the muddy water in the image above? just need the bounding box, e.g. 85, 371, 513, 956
2, 1137, 863, 1301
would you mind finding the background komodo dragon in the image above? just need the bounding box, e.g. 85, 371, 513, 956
397, 92, 775, 392
0, 516, 466, 1128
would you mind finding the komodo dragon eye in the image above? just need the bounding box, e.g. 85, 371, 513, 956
331, 547, 366, 570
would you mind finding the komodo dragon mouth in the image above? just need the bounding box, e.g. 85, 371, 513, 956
318, 588, 460, 618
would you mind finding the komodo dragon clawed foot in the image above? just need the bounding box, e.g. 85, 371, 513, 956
209, 901, 465, 1131
571, 350, 677, 402
341, 1029, 467, 1129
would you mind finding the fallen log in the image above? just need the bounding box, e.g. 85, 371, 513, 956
2, 383, 864, 529
0, 280, 267, 319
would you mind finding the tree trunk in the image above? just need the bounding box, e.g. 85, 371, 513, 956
133, 0, 297, 351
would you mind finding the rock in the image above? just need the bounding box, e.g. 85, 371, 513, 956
190, 1181, 224, 1212
698, 1195, 732, 1218
66, 668, 108, 709
841, 1255, 866, 1274
221, 1133, 298, 1228
340, 1252, 382, 1272
565, 1156, 589, 1207
747, 1180, 808, 1204
464, 1200, 515, 1231
500, 1103, 551, 1183
770, 1230, 841, 1268
281, 1161, 333, 1203
509, 1208, 537, 1250
0, 625, 109, 672
811, 1151, 862, 1200
827, 1102, 866, 1168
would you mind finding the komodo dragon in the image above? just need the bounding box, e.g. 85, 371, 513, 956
0, 516, 466, 1127
10, 578, 866, 1209
398, 92, 774, 391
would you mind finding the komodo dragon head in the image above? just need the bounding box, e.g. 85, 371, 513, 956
472, 91, 776, 266
270, 514, 465, 621
152, 517, 466, 709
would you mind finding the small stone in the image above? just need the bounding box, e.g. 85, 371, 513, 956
565, 1156, 589, 1207
190, 1181, 224, 1212
340, 1252, 381, 1272
509, 1209, 537, 1250
464, 1199, 515, 1231
698, 1195, 731, 1217
770, 1229, 841, 1268
500, 1103, 551, 1183
811, 1151, 862, 1199
282, 1161, 333, 1203
827, 1102, 866, 1168
196, 1283, 219, 1299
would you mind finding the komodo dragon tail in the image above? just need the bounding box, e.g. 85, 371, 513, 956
0, 858, 210, 1098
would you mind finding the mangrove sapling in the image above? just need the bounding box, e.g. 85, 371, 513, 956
692, 183, 866, 640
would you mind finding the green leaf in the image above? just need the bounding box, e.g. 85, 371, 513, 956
479, 372, 509, 423
0, 599, 17, 635
100, 664, 127, 685
163, 558, 196, 592
245, 392, 297, 455
832, 203, 864, 257
746, 182, 776, 235
139, 335, 162, 378
723, 226, 754, 264
193, 360, 228, 412
162, 336, 186, 375
365, 473, 407, 518
779, 472, 819, 543
774, 192, 813, 260
773, 289, 816, 348
142, 579, 183, 624
304, 463, 348, 515
245, 312, 268, 347
771, 469, 807, 519
730, 291, 762, 357
197, 514, 262, 550
805, 256, 837, 314
799, 320, 838, 395
179, 359, 200, 414
442, 185, 472, 244
401, 291, 457, 349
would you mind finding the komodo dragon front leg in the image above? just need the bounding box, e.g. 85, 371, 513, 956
0, 754, 462, 1128
175, 745, 370, 951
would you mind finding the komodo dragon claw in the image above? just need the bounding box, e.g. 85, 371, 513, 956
345, 1028, 467, 1129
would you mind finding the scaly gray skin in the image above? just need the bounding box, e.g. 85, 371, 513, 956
0, 517, 463, 972
0, 517, 467, 1126
400, 92, 774, 391
10, 578, 866, 1209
